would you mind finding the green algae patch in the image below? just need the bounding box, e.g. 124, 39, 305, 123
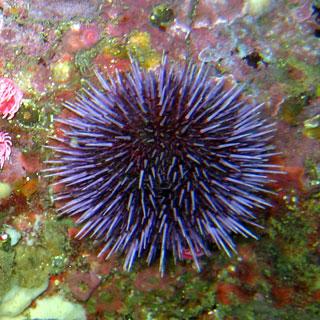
305, 158, 320, 189
259, 195, 320, 293
75, 37, 128, 74
15, 245, 50, 288
40, 218, 71, 275
279, 94, 309, 125
75, 47, 99, 74
74, 38, 110, 74
275, 57, 320, 125
277, 57, 320, 98
217, 299, 320, 320
14, 220, 68, 287
214, 196, 320, 319
123, 271, 216, 319
0, 218, 71, 299
304, 114, 320, 140
0, 249, 15, 300
266, 201, 319, 287
150, 4, 175, 28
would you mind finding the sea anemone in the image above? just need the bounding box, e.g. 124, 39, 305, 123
46, 56, 278, 274
0, 78, 23, 120
0, 131, 12, 169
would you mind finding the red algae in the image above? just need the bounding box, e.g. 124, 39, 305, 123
103, 4, 148, 38
0, 191, 27, 215
0, 148, 26, 183
216, 282, 251, 305
238, 243, 257, 262
93, 55, 131, 75
19, 152, 42, 173
313, 290, 320, 302
62, 24, 100, 53
234, 261, 259, 286
134, 265, 177, 292
95, 282, 123, 314
273, 164, 305, 191
272, 286, 295, 308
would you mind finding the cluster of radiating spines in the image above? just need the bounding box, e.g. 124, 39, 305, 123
45, 56, 280, 275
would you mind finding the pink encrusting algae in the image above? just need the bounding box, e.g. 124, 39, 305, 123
0, 131, 12, 169
0, 78, 23, 120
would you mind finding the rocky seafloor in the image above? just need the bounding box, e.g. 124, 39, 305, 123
0, 0, 319, 319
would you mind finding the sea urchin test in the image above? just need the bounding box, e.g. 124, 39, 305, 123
45, 56, 279, 275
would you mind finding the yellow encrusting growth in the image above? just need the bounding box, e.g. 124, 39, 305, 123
126, 31, 161, 70
127, 32, 151, 52
51, 60, 74, 83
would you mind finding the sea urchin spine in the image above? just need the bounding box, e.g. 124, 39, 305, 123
45, 56, 279, 275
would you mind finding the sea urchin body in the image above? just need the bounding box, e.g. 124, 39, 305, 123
46, 56, 278, 274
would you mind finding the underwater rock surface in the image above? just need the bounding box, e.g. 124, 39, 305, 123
0, 0, 319, 319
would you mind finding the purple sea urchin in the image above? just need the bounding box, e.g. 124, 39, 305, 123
46, 56, 278, 275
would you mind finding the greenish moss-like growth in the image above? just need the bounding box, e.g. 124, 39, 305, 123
14, 218, 70, 288
262, 198, 320, 288
0, 217, 71, 299
124, 272, 216, 319
40, 218, 71, 275
279, 94, 309, 125
304, 158, 320, 189
15, 245, 51, 288
278, 57, 320, 98
273, 56, 320, 124
0, 248, 15, 300
75, 38, 118, 74
216, 197, 320, 319
217, 299, 320, 320
75, 47, 99, 74
150, 4, 174, 28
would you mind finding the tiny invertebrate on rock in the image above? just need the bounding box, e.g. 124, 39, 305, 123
0, 132, 12, 169
0, 78, 23, 120
67, 271, 101, 301
46, 56, 279, 275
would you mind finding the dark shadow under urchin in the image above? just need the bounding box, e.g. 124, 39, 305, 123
45, 56, 280, 276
